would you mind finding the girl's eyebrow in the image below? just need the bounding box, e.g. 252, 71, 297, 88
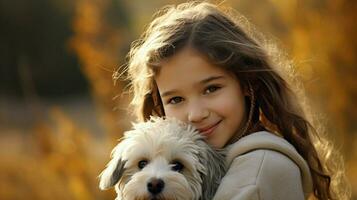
199, 75, 225, 84
160, 75, 225, 98
161, 90, 178, 98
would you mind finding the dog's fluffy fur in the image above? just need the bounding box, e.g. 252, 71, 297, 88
99, 117, 226, 200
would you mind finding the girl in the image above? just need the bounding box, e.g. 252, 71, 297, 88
120, 1, 349, 199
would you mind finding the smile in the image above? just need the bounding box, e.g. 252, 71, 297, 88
198, 120, 222, 137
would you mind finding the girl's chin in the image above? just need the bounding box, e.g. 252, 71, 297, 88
205, 136, 225, 149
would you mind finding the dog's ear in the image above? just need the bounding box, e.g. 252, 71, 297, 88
99, 143, 127, 190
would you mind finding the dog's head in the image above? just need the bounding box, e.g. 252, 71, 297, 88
99, 117, 225, 200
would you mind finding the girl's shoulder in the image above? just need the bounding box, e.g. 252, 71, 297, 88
214, 131, 313, 200
225, 131, 309, 168
214, 149, 308, 200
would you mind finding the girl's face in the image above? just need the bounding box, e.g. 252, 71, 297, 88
155, 47, 247, 148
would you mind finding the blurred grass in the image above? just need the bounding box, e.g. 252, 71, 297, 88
0, 0, 356, 199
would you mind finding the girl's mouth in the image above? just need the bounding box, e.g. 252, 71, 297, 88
198, 120, 222, 137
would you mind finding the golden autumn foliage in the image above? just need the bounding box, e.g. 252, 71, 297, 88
0, 108, 115, 199
0, 0, 355, 199
68, 0, 132, 140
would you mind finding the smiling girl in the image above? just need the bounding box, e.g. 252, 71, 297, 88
120, 1, 349, 199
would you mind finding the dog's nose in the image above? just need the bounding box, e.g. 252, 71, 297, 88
147, 178, 165, 195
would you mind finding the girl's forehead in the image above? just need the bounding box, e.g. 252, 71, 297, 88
157, 47, 226, 76
154, 47, 236, 91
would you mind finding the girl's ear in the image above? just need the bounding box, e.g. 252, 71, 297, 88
242, 81, 255, 97
98, 143, 127, 190
242, 83, 251, 96
243, 88, 250, 96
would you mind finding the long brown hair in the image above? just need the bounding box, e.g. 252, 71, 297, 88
121, 1, 349, 199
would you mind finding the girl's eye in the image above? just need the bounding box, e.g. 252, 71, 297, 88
168, 96, 183, 105
204, 85, 221, 94
171, 160, 184, 172
138, 160, 148, 169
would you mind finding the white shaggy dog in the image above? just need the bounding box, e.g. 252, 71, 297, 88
99, 117, 226, 200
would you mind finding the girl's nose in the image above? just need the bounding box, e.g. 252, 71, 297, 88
187, 103, 209, 123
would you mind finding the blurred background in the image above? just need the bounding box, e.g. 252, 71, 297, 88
0, 0, 355, 199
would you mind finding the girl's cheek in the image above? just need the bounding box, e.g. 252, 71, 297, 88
164, 107, 186, 121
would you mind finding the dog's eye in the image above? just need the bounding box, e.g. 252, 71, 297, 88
138, 160, 148, 169
171, 161, 184, 172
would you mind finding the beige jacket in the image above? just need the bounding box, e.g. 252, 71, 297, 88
213, 131, 313, 200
